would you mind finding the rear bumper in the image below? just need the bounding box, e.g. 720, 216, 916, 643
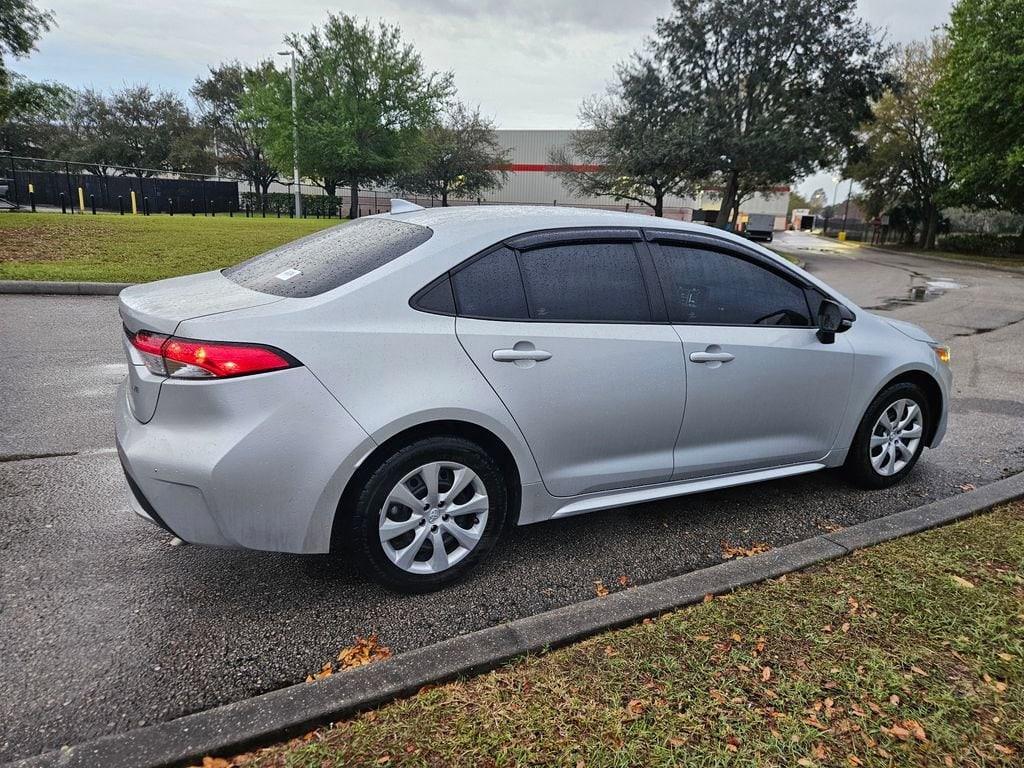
114, 367, 374, 554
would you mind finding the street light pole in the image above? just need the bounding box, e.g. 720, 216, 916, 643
841, 178, 854, 233
278, 49, 301, 219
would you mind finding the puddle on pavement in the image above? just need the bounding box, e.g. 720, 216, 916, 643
871, 277, 966, 311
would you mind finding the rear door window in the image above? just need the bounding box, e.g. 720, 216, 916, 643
223, 217, 432, 298
517, 242, 652, 322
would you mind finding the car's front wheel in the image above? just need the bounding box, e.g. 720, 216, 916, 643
349, 436, 508, 592
846, 382, 930, 488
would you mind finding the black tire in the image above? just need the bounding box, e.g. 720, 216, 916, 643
348, 436, 509, 593
845, 382, 930, 489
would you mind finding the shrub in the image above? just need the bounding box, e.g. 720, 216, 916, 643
938, 232, 1023, 257
240, 192, 347, 218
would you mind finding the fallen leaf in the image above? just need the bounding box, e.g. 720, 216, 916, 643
997, 652, 1014, 662
903, 719, 927, 742
617, 574, 630, 587
957, 482, 976, 492
337, 634, 392, 670
626, 698, 646, 717
305, 661, 334, 683
761, 666, 773, 682
950, 575, 976, 589
594, 580, 609, 597
703, 593, 714, 603
910, 665, 928, 676
993, 744, 1015, 756
886, 725, 911, 741
889, 695, 900, 706
721, 541, 771, 559
201, 759, 231, 768
797, 759, 815, 767
847, 755, 864, 766
668, 737, 686, 748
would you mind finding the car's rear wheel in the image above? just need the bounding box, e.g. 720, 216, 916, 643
845, 382, 930, 489
349, 436, 508, 592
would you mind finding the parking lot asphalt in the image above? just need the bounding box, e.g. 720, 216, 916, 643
3, 232, 1024, 761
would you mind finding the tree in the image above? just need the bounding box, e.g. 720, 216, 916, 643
0, 0, 56, 137
651, 0, 889, 227
258, 13, 452, 218
551, 61, 710, 216
63, 86, 212, 176
394, 102, 509, 206
192, 61, 279, 196
808, 188, 829, 213
848, 39, 951, 249
934, 0, 1024, 219
0, 72, 69, 152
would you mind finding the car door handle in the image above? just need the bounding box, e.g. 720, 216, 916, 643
689, 351, 735, 364
493, 349, 552, 363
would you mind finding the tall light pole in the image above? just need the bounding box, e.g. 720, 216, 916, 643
278, 49, 301, 218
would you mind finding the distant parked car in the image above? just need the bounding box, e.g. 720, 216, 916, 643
743, 213, 776, 241
116, 203, 951, 591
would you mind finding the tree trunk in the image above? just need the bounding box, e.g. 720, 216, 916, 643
441, 188, 449, 207
349, 180, 359, 219
653, 192, 664, 218
322, 179, 336, 198
715, 170, 739, 229
922, 204, 938, 250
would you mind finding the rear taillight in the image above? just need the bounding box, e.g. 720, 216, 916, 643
127, 328, 299, 379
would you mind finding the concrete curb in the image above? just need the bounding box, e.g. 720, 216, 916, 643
10, 471, 1024, 768
0, 280, 132, 296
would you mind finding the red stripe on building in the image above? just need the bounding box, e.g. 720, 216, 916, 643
493, 164, 790, 194
496, 163, 603, 173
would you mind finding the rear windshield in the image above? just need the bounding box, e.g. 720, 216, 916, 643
223, 217, 433, 298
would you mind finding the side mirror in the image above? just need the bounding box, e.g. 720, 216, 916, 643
817, 299, 854, 344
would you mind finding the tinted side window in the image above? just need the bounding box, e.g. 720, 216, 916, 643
517, 243, 651, 322
224, 217, 432, 298
652, 244, 811, 326
452, 247, 529, 319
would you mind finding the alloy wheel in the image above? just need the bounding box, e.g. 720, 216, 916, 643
378, 461, 489, 574
869, 398, 924, 476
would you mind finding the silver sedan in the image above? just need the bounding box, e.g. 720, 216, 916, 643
115, 203, 951, 591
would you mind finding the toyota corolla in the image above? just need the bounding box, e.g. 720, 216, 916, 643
115, 202, 951, 591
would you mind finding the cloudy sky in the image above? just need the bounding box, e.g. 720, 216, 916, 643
16, 0, 955, 196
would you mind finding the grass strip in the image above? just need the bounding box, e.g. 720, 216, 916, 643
0, 213, 339, 283
228, 504, 1023, 767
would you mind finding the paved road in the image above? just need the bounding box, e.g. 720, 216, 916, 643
3, 234, 1024, 761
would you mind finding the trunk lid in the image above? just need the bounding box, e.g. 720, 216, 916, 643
118, 270, 284, 422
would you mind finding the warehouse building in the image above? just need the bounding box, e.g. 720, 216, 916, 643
476, 130, 790, 229
266, 129, 790, 227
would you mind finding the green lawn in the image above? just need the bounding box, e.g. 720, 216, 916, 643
230, 504, 1024, 768
0, 212, 339, 283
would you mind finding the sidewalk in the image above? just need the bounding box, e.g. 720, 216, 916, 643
226, 503, 1023, 768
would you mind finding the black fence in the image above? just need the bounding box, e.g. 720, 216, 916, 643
1, 155, 239, 214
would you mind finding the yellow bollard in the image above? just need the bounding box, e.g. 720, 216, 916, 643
78, 186, 86, 213
837, 231, 847, 242
130, 190, 138, 215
